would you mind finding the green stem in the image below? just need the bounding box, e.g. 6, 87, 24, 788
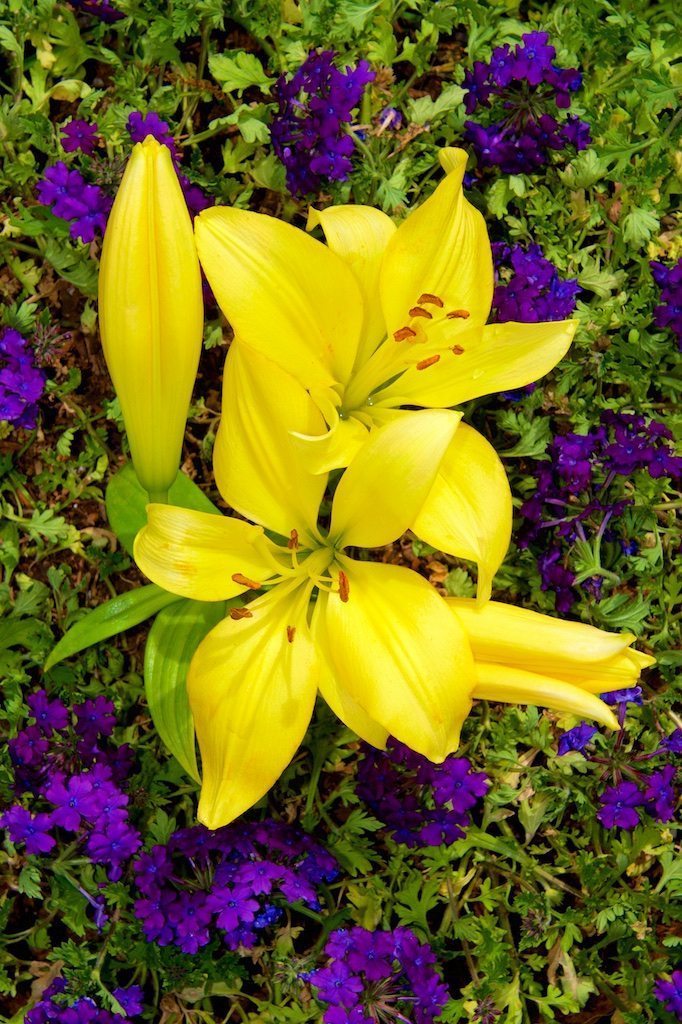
147, 488, 169, 504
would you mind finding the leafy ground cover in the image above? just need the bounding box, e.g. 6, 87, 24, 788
0, 0, 680, 1021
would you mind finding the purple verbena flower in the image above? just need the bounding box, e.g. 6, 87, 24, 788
27, 690, 69, 734
601, 687, 643, 706
654, 971, 682, 1020
61, 119, 99, 155
0, 328, 45, 429
133, 820, 338, 952
463, 31, 590, 174
643, 766, 677, 823
74, 696, 116, 742
1, 805, 56, 855
558, 724, 598, 755
271, 50, 374, 195
356, 738, 487, 847
492, 242, 580, 324
597, 780, 644, 830
310, 926, 448, 1024
37, 162, 110, 242
69, 0, 124, 22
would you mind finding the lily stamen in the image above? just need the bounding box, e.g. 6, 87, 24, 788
338, 569, 350, 602
416, 354, 441, 371
231, 573, 262, 590
408, 306, 433, 319
229, 607, 253, 620
393, 326, 417, 342
446, 308, 470, 319
418, 292, 444, 307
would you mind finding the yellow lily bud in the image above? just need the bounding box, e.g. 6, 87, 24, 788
99, 137, 203, 500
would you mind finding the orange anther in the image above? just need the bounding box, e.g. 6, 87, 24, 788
231, 573, 261, 590
452, 345, 465, 355
416, 354, 441, 370
286, 625, 296, 643
338, 570, 350, 603
446, 309, 470, 319
418, 293, 444, 307
408, 306, 433, 319
288, 529, 299, 550
394, 326, 417, 342
230, 607, 253, 620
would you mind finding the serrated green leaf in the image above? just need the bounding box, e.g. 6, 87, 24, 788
209, 52, 271, 96
44, 584, 180, 671
144, 598, 227, 782
105, 462, 220, 555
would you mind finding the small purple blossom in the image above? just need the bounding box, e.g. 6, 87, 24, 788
651, 258, 682, 351
463, 32, 590, 175
356, 738, 487, 847
1, 805, 56, 855
61, 119, 99, 155
310, 926, 448, 1024
0, 327, 45, 429
654, 971, 682, 1020
27, 690, 69, 734
271, 50, 375, 196
597, 780, 644, 830
601, 687, 643, 707
37, 162, 111, 243
643, 766, 677, 823
558, 724, 598, 755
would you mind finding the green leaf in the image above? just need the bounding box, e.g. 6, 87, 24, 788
44, 585, 180, 671
407, 84, 464, 125
105, 462, 220, 555
144, 598, 227, 782
209, 52, 272, 96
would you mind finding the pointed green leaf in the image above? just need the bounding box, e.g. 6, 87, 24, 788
106, 462, 221, 555
45, 584, 179, 671
144, 599, 227, 783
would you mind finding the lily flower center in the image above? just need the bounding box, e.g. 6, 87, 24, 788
341, 292, 473, 414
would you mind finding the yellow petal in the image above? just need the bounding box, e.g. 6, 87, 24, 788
195, 206, 363, 389
449, 599, 642, 680
414, 424, 512, 602
379, 147, 493, 337
290, 416, 369, 475
382, 319, 576, 409
307, 204, 395, 368
215, 342, 327, 543
311, 600, 389, 749
568, 647, 657, 694
320, 558, 475, 761
188, 583, 318, 828
99, 137, 203, 499
472, 662, 620, 730
134, 504, 276, 601
329, 409, 462, 548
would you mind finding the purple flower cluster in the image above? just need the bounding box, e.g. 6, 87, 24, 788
126, 111, 211, 216
36, 162, 111, 243
597, 766, 676, 829
651, 258, 682, 351
520, 412, 682, 611
492, 242, 580, 323
61, 119, 100, 155
0, 327, 45, 428
68, 0, 123, 22
356, 739, 488, 847
133, 820, 338, 954
463, 32, 590, 174
309, 926, 449, 1024
559, 691, 678, 830
271, 50, 375, 196
26, 979, 143, 1024
2, 691, 139, 886
655, 971, 682, 1020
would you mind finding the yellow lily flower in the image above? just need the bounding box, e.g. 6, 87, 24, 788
135, 346, 476, 827
133, 346, 649, 829
193, 147, 575, 599
99, 137, 203, 501
450, 598, 655, 724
